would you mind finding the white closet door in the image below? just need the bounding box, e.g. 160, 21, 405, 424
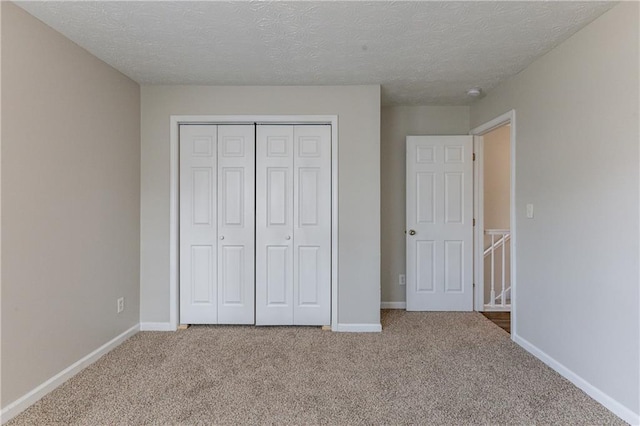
256, 125, 331, 326
180, 125, 218, 324
293, 125, 331, 325
256, 125, 295, 325
217, 125, 255, 324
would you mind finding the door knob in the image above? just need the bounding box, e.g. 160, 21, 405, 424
219, 236, 224, 240
286, 235, 291, 240
409, 229, 416, 236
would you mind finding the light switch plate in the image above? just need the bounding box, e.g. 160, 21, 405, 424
526, 203, 534, 218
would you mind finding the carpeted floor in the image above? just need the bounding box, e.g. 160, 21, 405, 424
9, 310, 623, 425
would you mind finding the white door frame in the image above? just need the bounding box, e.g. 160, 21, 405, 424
169, 115, 339, 331
469, 110, 516, 336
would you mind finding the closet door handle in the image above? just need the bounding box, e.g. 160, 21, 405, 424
286, 235, 291, 240
219, 236, 225, 240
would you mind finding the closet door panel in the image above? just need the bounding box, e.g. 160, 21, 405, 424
293, 125, 331, 325
180, 125, 218, 324
256, 125, 295, 325
217, 125, 255, 324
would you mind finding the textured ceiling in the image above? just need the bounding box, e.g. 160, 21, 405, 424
16, 1, 615, 105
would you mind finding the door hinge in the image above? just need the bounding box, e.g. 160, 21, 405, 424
473, 153, 476, 161
473, 218, 476, 227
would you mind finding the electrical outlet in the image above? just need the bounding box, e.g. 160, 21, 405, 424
399, 274, 406, 286
117, 297, 125, 314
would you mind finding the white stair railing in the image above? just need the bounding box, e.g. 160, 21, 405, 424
484, 229, 510, 310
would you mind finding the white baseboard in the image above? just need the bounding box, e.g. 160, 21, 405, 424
381, 301, 406, 309
335, 323, 382, 332
1, 324, 139, 424
139, 322, 175, 331
513, 333, 639, 425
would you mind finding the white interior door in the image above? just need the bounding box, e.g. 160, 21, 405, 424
180, 125, 218, 323
217, 125, 255, 324
256, 125, 295, 325
180, 124, 255, 324
406, 135, 473, 311
256, 124, 331, 325
293, 125, 331, 325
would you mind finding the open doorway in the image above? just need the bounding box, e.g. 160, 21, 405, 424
471, 111, 516, 336
481, 124, 511, 311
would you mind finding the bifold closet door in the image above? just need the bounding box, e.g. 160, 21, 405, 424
180, 124, 255, 324
256, 125, 331, 326
180, 125, 218, 324
217, 125, 255, 324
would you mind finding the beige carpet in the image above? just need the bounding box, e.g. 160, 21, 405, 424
9, 310, 623, 425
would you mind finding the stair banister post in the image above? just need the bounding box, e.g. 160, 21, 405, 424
490, 233, 495, 307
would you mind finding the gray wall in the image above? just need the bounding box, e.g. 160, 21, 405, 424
140, 85, 381, 326
380, 106, 469, 304
470, 2, 639, 416
1, 3, 141, 407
